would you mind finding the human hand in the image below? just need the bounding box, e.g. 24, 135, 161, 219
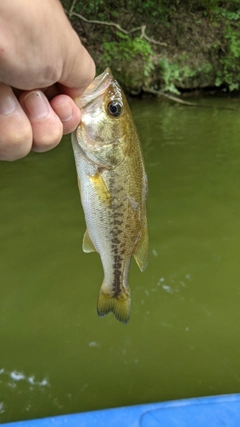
0, 0, 95, 161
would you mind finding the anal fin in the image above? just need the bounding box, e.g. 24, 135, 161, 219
134, 227, 149, 272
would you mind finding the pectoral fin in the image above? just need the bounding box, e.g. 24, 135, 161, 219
82, 229, 96, 253
89, 173, 111, 206
134, 227, 149, 272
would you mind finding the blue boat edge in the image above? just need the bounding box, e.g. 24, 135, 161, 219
2, 394, 240, 427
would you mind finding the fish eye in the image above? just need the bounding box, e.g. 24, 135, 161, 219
107, 101, 122, 118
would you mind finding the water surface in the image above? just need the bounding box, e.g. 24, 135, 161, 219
1, 97, 240, 422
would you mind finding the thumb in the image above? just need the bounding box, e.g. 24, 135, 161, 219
59, 31, 96, 98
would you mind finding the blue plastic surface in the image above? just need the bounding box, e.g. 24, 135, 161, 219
2, 394, 240, 427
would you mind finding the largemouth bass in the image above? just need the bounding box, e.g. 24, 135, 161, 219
71, 68, 148, 324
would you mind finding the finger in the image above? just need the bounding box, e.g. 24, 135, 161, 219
20, 90, 63, 152
0, 84, 32, 161
50, 94, 81, 135
59, 34, 96, 98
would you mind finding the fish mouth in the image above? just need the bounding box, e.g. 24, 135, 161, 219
75, 68, 113, 109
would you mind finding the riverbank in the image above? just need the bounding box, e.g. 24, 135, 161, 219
62, 1, 240, 95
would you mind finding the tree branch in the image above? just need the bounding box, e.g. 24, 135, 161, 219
143, 87, 199, 106
143, 87, 240, 111
140, 25, 167, 46
67, 4, 167, 46
69, 0, 77, 15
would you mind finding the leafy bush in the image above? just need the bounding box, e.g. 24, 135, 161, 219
102, 33, 155, 76
215, 24, 240, 90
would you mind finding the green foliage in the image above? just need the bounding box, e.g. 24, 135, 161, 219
66, 0, 240, 92
72, 0, 173, 22
159, 58, 214, 93
70, 0, 240, 21
219, 9, 240, 20
102, 35, 155, 76
201, 0, 222, 13
201, 0, 240, 20
159, 59, 181, 94
132, 0, 172, 22
159, 59, 199, 94
73, 0, 105, 20
214, 24, 240, 90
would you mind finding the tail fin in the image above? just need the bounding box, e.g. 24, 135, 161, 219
97, 287, 131, 324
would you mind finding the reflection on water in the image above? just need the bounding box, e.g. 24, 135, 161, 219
0, 369, 49, 415
1, 97, 240, 422
0, 368, 49, 387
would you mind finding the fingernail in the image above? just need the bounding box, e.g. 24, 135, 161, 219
0, 85, 17, 115
23, 91, 49, 119
53, 102, 73, 122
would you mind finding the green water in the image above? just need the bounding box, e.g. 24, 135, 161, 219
1, 97, 240, 422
